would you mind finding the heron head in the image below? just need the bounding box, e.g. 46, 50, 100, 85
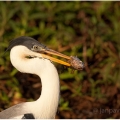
7, 36, 84, 74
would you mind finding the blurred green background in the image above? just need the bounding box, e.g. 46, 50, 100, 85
0, 1, 119, 119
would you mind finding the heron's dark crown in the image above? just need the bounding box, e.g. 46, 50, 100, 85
7, 36, 46, 51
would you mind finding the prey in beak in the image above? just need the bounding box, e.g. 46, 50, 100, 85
31, 44, 84, 71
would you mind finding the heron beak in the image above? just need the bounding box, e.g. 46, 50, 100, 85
37, 47, 71, 67
32, 45, 84, 70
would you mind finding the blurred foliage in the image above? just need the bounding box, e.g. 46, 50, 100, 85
0, 1, 120, 119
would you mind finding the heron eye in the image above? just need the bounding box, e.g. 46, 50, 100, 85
33, 45, 39, 50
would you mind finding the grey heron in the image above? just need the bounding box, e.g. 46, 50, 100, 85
0, 36, 84, 119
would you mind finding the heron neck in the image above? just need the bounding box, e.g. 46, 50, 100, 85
35, 61, 60, 118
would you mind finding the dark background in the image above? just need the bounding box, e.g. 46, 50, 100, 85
0, 1, 119, 118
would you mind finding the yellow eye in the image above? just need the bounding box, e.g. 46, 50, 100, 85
33, 45, 38, 50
